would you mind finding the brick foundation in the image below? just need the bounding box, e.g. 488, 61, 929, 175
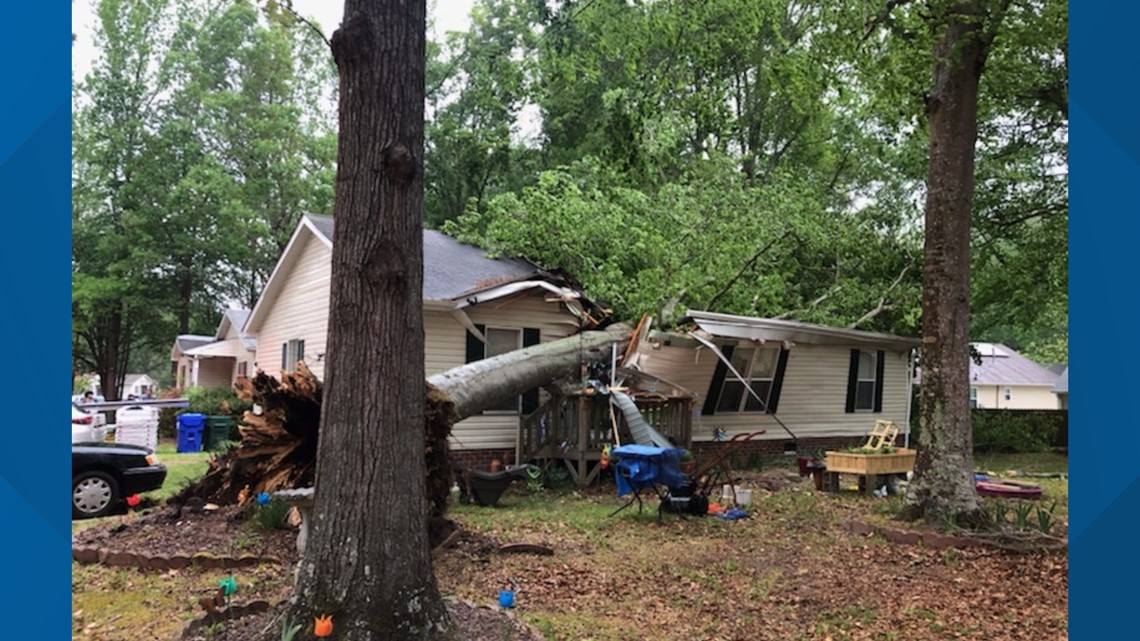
690, 435, 867, 461
450, 435, 877, 476
449, 448, 517, 472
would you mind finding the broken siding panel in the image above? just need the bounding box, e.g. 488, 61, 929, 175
254, 236, 332, 380
630, 343, 719, 407
465, 293, 580, 341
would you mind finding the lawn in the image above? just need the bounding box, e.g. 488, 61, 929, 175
72, 453, 1069, 641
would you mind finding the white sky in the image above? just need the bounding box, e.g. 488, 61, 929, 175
71, 0, 475, 80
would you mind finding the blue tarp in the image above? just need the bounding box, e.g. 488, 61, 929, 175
611, 444, 688, 497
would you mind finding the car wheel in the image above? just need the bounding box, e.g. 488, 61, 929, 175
73, 471, 119, 519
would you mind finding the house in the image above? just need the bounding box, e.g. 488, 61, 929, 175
123, 374, 157, 398
963, 343, 1060, 410
170, 309, 257, 389
619, 310, 921, 455
241, 214, 604, 459
1053, 366, 1068, 409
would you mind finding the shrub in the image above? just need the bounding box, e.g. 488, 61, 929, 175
252, 499, 292, 531
971, 411, 1058, 453
159, 387, 251, 440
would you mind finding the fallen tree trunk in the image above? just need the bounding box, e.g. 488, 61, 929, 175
174, 324, 632, 519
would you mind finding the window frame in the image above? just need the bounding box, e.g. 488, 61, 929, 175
282, 339, 306, 373
853, 350, 878, 412
713, 345, 781, 414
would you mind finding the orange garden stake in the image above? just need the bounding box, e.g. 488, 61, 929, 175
314, 614, 334, 638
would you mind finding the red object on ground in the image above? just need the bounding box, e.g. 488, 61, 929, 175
975, 479, 1043, 499
126, 494, 141, 507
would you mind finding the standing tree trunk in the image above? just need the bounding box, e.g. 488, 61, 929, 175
903, 0, 1007, 525
288, 1, 454, 639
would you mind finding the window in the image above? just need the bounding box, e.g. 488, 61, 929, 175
845, 349, 885, 413
465, 324, 542, 414
1003, 387, 1012, 402
237, 362, 248, 378
282, 339, 305, 372
969, 386, 978, 409
713, 347, 780, 413
483, 328, 522, 411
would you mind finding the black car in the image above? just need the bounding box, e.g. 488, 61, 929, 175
72, 442, 168, 519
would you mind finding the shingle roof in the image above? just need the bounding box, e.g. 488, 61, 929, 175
969, 343, 1059, 386
175, 335, 215, 352
304, 214, 539, 300
914, 343, 1060, 387
224, 308, 251, 333
1053, 367, 1068, 393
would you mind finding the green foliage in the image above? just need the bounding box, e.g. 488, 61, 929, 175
278, 614, 302, 641
186, 386, 251, 418
971, 411, 1061, 454
251, 499, 292, 531
73, 0, 336, 394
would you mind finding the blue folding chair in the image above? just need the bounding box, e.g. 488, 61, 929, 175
609, 444, 707, 521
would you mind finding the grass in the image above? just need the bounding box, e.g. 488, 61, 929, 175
973, 451, 1069, 475
72, 453, 1069, 641
72, 440, 212, 534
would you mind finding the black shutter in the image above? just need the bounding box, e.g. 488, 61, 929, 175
281, 343, 288, 371
766, 348, 791, 414
845, 349, 860, 413
873, 349, 885, 413
520, 328, 541, 413
701, 344, 735, 416
465, 324, 486, 363
298, 340, 305, 363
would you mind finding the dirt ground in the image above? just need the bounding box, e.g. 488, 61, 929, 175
73, 471, 1068, 641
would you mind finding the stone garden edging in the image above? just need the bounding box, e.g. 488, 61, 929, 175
71, 545, 281, 571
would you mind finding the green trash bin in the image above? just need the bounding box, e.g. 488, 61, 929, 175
205, 415, 235, 450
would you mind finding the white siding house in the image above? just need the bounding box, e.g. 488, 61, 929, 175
242, 214, 598, 452
624, 310, 920, 447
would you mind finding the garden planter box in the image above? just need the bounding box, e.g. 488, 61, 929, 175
824, 448, 917, 476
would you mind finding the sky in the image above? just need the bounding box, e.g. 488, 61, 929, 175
71, 0, 476, 80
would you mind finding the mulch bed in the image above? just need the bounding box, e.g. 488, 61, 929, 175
73, 501, 300, 565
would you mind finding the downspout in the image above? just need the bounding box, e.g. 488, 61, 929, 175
904, 347, 915, 449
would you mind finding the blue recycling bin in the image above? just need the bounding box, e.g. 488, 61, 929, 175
177, 413, 207, 453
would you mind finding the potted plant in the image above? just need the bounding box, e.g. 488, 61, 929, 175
679, 449, 696, 474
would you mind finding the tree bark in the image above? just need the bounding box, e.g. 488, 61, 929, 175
902, 1, 999, 525
289, 1, 453, 638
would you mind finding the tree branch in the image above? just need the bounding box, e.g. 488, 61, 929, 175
862, 0, 918, 42
283, 2, 333, 50
704, 229, 795, 311
848, 263, 912, 329
773, 285, 841, 319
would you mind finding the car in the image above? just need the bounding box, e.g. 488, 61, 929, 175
72, 403, 108, 443
71, 442, 167, 519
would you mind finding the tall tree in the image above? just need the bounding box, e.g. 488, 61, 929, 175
901, 0, 1012, 523
287, 0, 454, 638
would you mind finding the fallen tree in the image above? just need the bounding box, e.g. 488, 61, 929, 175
173, 323, 631, 524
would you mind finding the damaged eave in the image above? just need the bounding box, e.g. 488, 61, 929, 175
686, 309, 920, 350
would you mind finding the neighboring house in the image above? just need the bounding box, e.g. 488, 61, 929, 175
966, 343, 1060, 410
242, 214, 603, 455
123, 374, 157, 398
1053, 366, 1068, 410
915, 343, 1060, 410
170, 309, 257, 389
623, 310, 921, 452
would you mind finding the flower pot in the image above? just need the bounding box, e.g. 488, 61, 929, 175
811, 468, 824, 491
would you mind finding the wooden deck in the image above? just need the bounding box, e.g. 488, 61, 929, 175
520, 391, 693, 487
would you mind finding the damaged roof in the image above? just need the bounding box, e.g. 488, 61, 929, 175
684, 309, 921, 350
